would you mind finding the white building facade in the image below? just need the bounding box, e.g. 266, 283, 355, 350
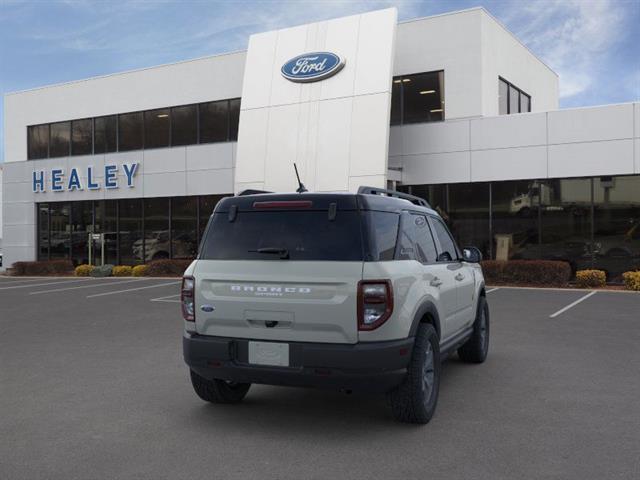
2, 7, 639, 278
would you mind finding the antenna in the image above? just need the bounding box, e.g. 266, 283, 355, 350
293, 163, 308, 193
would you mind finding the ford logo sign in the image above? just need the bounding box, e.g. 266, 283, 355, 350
281, 52, 345, 83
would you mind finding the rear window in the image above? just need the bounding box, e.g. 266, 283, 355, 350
201, 211, 364, 261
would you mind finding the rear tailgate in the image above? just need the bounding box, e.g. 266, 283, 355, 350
194, 260, 361, 344
194, 197, 365, 344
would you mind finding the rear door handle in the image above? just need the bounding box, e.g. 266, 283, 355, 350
455, 273, 465, 281
430, 277, 443, 287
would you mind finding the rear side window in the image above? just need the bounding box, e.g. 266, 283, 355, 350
397, 213, 437, 263
363, 211, 399, 261
430, 217, 459, 262
201, 211, 363, 261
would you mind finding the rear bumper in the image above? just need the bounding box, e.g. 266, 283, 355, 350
183, 332, 414, 393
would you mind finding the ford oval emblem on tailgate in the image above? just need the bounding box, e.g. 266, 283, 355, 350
200, 305, 215, 312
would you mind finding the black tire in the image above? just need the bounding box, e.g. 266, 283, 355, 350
189, 370, 251, 404
458, 296, 490, 363
388, 323, 441, 424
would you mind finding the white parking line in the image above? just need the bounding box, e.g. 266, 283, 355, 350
0, 278, 93, 291
150, 293, 181, 303
30, 278, 146, 295
549, 291, 598, 318
486, 287, 500, 293
87, 281, 180, 298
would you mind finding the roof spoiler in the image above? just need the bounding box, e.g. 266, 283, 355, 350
357, 186, 431, 208
237, 189, 273, 196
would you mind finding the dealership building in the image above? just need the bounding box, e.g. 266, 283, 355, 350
2, 7, 639, 278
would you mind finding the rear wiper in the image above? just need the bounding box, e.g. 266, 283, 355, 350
248, 247, 290, 259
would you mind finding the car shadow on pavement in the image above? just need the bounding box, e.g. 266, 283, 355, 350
180, 358, 471, 434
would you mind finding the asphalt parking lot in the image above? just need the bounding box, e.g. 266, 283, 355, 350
1, 277, 639, 480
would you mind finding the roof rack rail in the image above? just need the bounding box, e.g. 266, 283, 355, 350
237, 189, 273, 196
357, 186, 431, 208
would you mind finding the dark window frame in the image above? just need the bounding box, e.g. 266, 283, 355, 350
499, 76, 531, 115
391, 70, 445, 126
26, 98, 241, 160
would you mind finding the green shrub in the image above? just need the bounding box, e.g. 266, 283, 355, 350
75, 264, 95, 276
622, 271, 640, 291
481, 260, 572, 287
575, 269, 606, 288
132, 265, 149, 277
91, 264, 114, 277
112, 265, 133, 277
11, 260, 74, 276
146, 259, 193, 277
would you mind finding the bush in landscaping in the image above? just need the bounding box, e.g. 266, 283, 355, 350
112, 265, 133, 277
622, 271, 640, 291
575, 269, 606, 288
91, 264, 114, 277
132, 264, 149, 277
11, 260, 74, 276
146, 259, 193, 277
75, 264, 95, 276
481, 260, 572, 287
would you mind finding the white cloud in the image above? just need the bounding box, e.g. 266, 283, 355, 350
504, 0, 630, 99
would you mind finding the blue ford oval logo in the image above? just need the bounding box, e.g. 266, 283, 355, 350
200, 305, 215, 312
281, 52, 345, 83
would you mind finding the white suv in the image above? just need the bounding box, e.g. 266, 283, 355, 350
182, 187, 489, 424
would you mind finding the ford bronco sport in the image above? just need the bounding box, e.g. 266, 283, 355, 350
182, 187, 489, 424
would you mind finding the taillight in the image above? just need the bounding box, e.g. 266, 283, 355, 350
357, 280, 393, 331
181, 276, 195, 322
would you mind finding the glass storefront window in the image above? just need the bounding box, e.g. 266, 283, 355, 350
49, 121, 71, 157
538, 178, 592, 273
38, 204, 50, 260
391, 71, 445, 125
37, 196, 222, 265
199, 195, 222, 243
171, 105, 197, 146
499, 79, 509, 115
49, 203, 70, 259
71, 201, 93, 265
95, 201, 119, 265
118, 112, 143, 151
119, 199, 143, 266
144, 108, 170, 149
71, 118, 93, 156
199, 100, 229, 143
229, 98, 241, 141
94, 115, 117, 154
28, 125, 49, 159
144, 198, 170, 262
592, 175, 640, 280
171, 197, 198, 259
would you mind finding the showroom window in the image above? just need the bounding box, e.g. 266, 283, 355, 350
37, 195, 227, 265
390, 71, 444, 125
28, 124, 49, 159
499, 77, 531, 115
27, 98, 241, 159
199, 100, 229, 143
49, 121, 71, 157
401, 175, 640, 282
171, 104, 198, 146
71, 118, 93, 156
118, 111, 144, 151
94, 115, 117, 154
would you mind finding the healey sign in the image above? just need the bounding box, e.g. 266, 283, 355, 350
281, 52, 345, 83
32, 163, 138, 193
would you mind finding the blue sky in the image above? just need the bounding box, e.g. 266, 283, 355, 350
1, 0, 639, 162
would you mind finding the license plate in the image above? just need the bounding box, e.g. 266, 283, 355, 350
248, 341, 289, 367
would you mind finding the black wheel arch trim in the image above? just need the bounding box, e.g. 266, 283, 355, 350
409, 301, 442, 339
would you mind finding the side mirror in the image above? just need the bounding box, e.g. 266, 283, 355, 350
462, 246, 483, 263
